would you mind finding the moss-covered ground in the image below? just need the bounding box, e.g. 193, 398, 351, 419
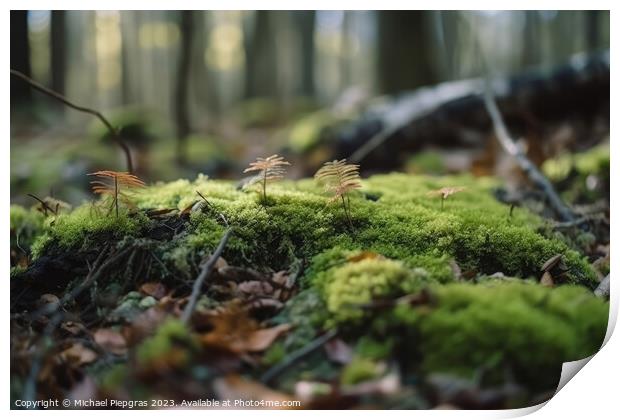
10, 170, 609, 408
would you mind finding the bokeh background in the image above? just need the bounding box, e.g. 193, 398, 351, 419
10, 10, 610, 204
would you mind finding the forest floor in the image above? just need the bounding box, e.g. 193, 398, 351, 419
10, 142, 610, 410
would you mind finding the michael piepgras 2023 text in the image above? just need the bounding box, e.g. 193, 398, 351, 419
15, 398, 302, 409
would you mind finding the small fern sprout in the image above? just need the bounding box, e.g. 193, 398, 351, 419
243, 154, 291, 202
88, 170, 145, 217
427, 186, 466, 211
315, 159, 362, 229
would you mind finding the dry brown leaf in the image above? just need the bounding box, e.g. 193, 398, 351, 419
541, 254, 563, 272
200, 305, 290, 354
94, 328, 127, 355
237, 281, 274, 296
60, 343, 98, 366
213, 374, 299, 409
540, 272, 554, 287
140, 282, 167, 299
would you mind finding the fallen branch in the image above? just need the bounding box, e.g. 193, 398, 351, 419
482, 83, 575, 223
10, 69, 133, 173
260, 329, 338, 385
181, 227, 232, 323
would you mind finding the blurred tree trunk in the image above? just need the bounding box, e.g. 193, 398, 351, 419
585, 10, 601, 51
244, 11, 277, 98
50, 11, 66, 109
377, 11, 437, 94
175, 11, 194, 165
10, 10, 31, 105
522, 11, 541, 67
297, 11, 315, 97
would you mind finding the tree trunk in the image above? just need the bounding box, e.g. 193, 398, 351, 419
296, 11, 315, 97
10, 10, 31, 105
244, 11, 277, 99
174, 11, 194, 165
377, 11, 438, 94
50, 11, 66, 112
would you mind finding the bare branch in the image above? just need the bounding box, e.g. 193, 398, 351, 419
482, 84, 575, 222
10, 69, 134, 173
181, 228, 232, 324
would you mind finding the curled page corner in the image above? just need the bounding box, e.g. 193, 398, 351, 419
555, 356, 594, 395
552, 279, 617, 397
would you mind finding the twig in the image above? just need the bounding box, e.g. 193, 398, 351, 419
260, 329, 338, 385
33, 244, 133, 319
196, 190, 229, 226
27, 193, 57, 216
181, 228, 232, 323
10, 69, 133, 173
482, 85, 575, 223
594, 274, 610, 299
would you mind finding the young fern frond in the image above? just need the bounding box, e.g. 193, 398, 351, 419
88, 170, 145, 217
314, 159, 362, 229
243, 154, 291, 202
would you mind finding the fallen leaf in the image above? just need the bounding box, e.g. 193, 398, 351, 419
271, 271, 289, 286
541, 254, 563, 272
540, 272, 554, 287
200, 304, 290, 354
140, 282, 167, 299
60, 343, 98, 366
213, 374, 299, 409
237, 281, 274, 296
243, 324, 291, 352
94, 328, 127, 355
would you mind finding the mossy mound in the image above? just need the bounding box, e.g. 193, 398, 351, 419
17, 172, 596, 288
10, 171, 609, 401
311, 253, 431, 324
392, 282, 608, 389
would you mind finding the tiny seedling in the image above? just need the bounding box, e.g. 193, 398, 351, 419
315, 159, 362, 229
427, 186, 466, 211
243, 154, 291, 203
88, 170, 145, 217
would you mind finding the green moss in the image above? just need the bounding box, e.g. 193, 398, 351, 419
30, 204, 147, 258
28, 172, 597, 288
10, 205, 47, 253
314, 257, 431, 324
136, 318, 198, 367
542, 143, 609, 204
262, 342, 286, 366
405, 150, 445, 174
355, 336, 395, 360
393, 282, 608, 389
341, 357, 384, 385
